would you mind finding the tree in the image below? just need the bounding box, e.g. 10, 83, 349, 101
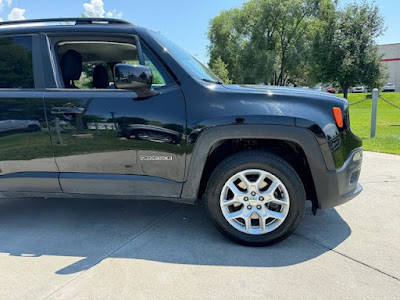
0, 37, 34, 89
208, 0, 326, 86
311, 1, 385, 98
210, 57, 232, 84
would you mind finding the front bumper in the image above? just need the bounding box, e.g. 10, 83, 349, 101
318, 148, 363, 209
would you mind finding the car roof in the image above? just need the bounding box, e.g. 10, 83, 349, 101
0, 18, 138, 36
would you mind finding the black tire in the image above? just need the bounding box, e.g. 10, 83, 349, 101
205, 150, 306, 246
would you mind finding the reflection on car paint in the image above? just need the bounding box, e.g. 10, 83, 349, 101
0, 119, 41, 135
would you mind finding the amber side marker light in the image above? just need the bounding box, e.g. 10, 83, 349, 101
332, 107, 344, 128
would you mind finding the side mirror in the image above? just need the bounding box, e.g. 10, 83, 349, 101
113, 64, 157, 98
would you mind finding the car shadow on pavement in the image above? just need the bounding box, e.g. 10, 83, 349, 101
0, 198, 351, 274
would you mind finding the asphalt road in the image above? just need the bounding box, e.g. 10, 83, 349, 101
0, 151, 399, 299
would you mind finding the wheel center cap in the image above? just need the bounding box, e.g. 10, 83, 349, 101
249, 196, 258, 205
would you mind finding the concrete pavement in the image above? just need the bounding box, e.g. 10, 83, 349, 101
0, 151, 399, 299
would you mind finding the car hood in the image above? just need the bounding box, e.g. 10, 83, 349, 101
222, 84, 344, 100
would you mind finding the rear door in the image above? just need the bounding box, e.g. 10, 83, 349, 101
0, 35, 60, 193
44, 34, 186, 197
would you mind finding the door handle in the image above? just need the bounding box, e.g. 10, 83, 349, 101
51, 107, 86, 114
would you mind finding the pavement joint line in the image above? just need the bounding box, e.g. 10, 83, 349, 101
41, 204, 184, 300
293, 233, 400, 282
361, 180, 400, 184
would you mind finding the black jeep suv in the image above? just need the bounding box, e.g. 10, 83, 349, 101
0, 18, 363, 246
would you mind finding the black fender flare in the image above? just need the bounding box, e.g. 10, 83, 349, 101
181, 124, 337, 208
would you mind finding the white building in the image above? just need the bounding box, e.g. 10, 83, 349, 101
378, 43, 400, 92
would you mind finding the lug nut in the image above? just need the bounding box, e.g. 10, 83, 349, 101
257, 205, 262, 210
247, 205, 252, 210
259, 196, 264, 201
244, 197, 249, 201
251, 192, 256, 196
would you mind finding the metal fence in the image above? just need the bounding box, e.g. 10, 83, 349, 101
348, 89, 400, 138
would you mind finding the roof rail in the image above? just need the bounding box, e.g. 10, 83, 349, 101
0, 18, 132, 26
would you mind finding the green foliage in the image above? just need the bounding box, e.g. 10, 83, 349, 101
311, 1, 386, 98
75, 62, 112, 89
116, 58, 165, 86
208, 0, 386, 92
75, 59, 165, 89
0, 37, 34, 88
208, 0, 326, 86
145, 59, 165, 86
210, 57, 232, 84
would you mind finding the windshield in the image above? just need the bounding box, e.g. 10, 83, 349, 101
149, 31, 222, 83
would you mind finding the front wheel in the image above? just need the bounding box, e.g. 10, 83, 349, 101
205, 151, 306, 246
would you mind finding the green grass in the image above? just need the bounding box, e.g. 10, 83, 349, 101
337, 92, 400, 155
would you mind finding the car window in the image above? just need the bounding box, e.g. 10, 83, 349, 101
149, 30, 221, 83
110, 48, 171, 89
55, 40, 170, 90
0, 36, 34, 89
144, 52, 167, 88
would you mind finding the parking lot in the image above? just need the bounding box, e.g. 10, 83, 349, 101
0, 151, 399, 299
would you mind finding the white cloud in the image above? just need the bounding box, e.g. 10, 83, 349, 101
0, 0, 12, 11
0, 17, 3, 22
105, 10, 122, 19
83, 0, 122, 19
8, 7, 25, 21
83, 0, 105, 17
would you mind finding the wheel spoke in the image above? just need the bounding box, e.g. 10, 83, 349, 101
242, 210, 253, 232
243, 217, 252, 232
237, 174, 250, 190
227, 182, 245, 196
267, 209, 285, 220
258, 212, 267, 231
255, 173, 268, 190
225, 209, 244, 220
265, 180, 279, 195
221, 198, 243, 207
269, 198, 288, 206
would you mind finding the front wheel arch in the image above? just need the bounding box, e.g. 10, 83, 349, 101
198, 139, 317, 209
181, 125, 328, 209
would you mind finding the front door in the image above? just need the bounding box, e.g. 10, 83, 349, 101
44, 36, 186, 197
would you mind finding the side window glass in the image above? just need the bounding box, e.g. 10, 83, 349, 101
142, 46, 173, 88
124, 47, 172, 89
56, 41, 139, 89
55, 40, 172, 90
77, 62, 112, 89
0, 36, 34, 88
144, 53, 166, 88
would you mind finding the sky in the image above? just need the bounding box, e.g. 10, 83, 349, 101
0, 0, 399, 64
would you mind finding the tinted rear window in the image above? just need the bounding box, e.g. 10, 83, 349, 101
0, 36, 34, 88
